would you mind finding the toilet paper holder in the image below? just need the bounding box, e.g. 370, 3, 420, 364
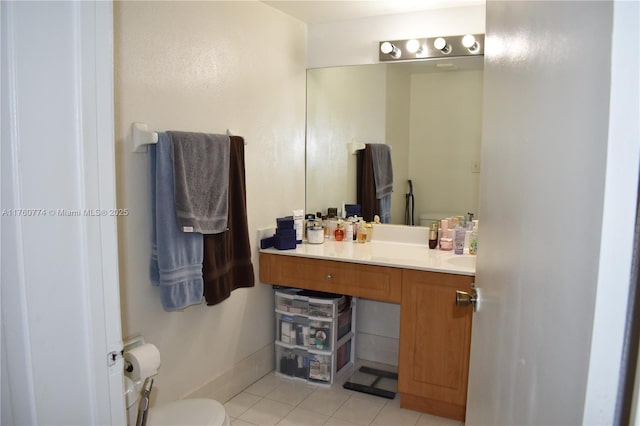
123, 335, 149, 374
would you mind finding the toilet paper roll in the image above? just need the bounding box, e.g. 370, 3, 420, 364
124, 343, 161, 381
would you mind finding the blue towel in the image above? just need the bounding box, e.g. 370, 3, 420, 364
150, 132, 203, 311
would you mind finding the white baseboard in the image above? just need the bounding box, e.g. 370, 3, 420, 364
184, 342, 274, 403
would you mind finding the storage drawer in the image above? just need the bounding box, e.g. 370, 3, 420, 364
276, 344, 309, 380
276, 312, 333, 351
277, 313, 310, 346
261, 253, 402, 303
275, 339, 353, 385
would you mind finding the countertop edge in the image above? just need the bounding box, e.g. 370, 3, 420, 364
259, 242, 476, 277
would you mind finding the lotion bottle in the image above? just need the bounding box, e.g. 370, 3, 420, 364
469, 221, 478, 255
440, 219, 453, 251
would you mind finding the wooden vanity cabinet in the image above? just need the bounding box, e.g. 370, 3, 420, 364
398, 270, 474, 421
259, 252, 473, 421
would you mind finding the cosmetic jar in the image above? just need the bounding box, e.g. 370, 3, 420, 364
307, 227, 325, 244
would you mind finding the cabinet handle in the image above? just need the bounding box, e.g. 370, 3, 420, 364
326, 273, 332, 280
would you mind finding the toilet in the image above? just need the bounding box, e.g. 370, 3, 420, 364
123, 340, 230, 426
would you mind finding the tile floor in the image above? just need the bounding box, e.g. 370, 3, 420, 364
224, 367, 465, 426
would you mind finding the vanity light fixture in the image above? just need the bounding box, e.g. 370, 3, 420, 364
380, 41, 401, 58
379, 34, 484, 62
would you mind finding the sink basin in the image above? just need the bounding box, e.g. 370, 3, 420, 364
441, 254, 476, 270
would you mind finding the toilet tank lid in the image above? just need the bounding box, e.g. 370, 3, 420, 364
148, 398, 227, 426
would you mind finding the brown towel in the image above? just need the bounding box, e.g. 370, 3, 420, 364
202, 136, 255, 305
357, 145, 378, 222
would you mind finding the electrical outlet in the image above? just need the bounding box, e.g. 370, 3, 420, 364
471, 160, 481, 173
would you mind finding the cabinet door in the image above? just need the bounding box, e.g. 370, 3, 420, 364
398, 270, 474, 421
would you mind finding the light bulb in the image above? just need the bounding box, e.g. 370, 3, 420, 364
406, 39, 420, 53
462, 35, 476, 48
434, 37, 451, 54
462, 34, 480, 53
380, 42, 393, 54
380, 42, 401, 58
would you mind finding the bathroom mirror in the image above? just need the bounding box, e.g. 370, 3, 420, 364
306, 56, 483, 225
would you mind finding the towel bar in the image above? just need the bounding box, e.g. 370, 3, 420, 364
348, 140, 392, 155
131, 122, 241, 153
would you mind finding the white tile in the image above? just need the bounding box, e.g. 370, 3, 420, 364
265, 380, 317, 406
371, 403, 421, 426
245, 373, 287, 397
231, 418, 259, 426
331, 396, 386, 426
225, 392, 262, 418
323, 417, 362, 426
416, 413, 463, 426
298, 387, 350, 416
276, 407, 329, 426
239, 398, 294, 426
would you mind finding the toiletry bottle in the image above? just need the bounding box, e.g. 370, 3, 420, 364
454, 228, 465, 255
352, 218, 358, 241
345, 218, 354, 241
304, 214, 315, 241
322, 215, 329, 238
357, 221, 367, 243
440, 219, 453, 251
293, 209, 304, 244
439, 219, 449, 250
469, 221, 478, 255
429, 222, 438, 249
334, 222, 345, 241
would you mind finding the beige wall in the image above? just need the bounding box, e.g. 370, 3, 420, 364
114, 1, 306, 404
409, 69, 483, 222
306, 65, 387, 216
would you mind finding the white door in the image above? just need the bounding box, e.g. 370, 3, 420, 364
466, 1, 638, 425
1, 1, 125, 424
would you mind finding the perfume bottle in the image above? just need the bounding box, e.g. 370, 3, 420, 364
334, 222, 345, 241
357, 221, 367, 243
428, 222, 438, 249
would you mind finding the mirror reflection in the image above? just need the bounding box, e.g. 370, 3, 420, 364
306, 56, 483, 226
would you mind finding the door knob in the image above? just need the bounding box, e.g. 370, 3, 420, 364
455, 284, 479, 312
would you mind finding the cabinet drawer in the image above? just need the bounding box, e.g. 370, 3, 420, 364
260, 253, 402, 303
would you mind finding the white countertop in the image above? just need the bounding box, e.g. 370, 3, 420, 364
260, 239, 476, 276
